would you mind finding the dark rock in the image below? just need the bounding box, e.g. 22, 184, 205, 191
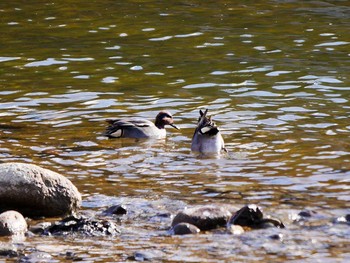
127, 251, 154, 261
228, 205, 284, 229
44, 215, 120, 236
65, 251, 83, 261
170, 223, 200, 235
298, 210, 316, 218
171, 205, 232, 231
28, 222, 52, 235
269, 233, 284, 241
228, 205, 263, 227
0, 244, 21, 257
0, 210, 27, 236
101, 205, 127, 216
259, 218, 285, 229
0, 162, 81, 217
19, 252, 52, 262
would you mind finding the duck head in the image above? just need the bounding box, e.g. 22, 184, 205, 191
155, 111, 180, 130
196, 109, 220, 136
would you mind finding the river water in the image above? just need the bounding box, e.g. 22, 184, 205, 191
1, 1, 349, 262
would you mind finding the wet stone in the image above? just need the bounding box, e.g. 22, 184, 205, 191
298, 210, 317, 218
0, 162, 81, 217
227, 224, 245, 235
170, 223, 200, 235
28, 222, 52, 235
228, 205, 284, 229
171, 205, 232, 231
0, 210, 27, 236
269, 233, 284, 241
127, 251, 153, 261
0, 243, 21, 257
334, 214, 350, 224
101, 205, 127, 216
228, 205, 263, 227
259, 218, 285, 229
44, 215, 120, 236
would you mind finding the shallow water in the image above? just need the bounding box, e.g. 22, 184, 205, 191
1, 0, 350, 262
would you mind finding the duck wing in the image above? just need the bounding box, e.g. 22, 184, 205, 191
104, 118, 154, 138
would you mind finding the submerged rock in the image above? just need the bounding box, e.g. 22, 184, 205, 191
334, 214, 350, 224
44, 215, 120, 236
0, 162, 81, 217
101, 205, 127, 216
227, 224, 245, 235
170, 223, 201, 235
0, 243, 21, 257
228, 205, 284, 229
171, 205, 232, 231
0, 210, 27, 236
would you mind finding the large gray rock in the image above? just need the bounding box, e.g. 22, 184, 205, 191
171, 205, 232, 231
0, 163, 81, 217
0, 210, 27, 236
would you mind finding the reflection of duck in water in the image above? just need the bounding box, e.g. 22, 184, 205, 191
191, 109, 226, 155
103, 111, 180, 139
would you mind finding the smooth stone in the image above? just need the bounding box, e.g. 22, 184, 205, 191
227, 224, 245, 235
171, 205, 232, 231
298, 210, 316, 218
0, 162, 81, 217
269, 233, 284, 241
170, 223, 201, 235
259, 218, 285, 228
0, 210, 27, 236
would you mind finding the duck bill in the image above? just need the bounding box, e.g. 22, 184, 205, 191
170, 123, 180, 130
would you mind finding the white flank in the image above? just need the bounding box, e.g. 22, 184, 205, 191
110, 129, 122, 138
200, 127, 212, 134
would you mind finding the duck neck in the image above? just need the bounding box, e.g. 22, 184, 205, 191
155, 120, 165, 129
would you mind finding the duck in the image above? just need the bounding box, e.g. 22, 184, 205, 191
103, 110, 179, 139
191, 109, 226, 154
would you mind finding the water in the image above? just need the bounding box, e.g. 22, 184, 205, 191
1, 0, 350, 262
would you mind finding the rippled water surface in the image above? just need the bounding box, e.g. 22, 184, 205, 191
1, 0, 350, 262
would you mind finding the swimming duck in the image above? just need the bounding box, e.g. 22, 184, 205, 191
104, 110, 179, 139
191, 109, 226, 154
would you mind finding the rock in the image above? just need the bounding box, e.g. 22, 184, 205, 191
0, 210, 27, 236
28, 222, 52, 235
170, 223, 200, 235
101, 205, 127, 216
227, 224, 245, 235
0, 162, 81, 217
171, 205, 232, 231
269, 233, 284, 241
44, 215, 120, 236
298, 210, 316, 218
228, 205, 263, 227
334, 214, 350, 224
0, 243, 20, 257
228, 205, 284, 229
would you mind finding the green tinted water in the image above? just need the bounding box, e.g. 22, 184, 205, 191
1, 1, 349, 262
